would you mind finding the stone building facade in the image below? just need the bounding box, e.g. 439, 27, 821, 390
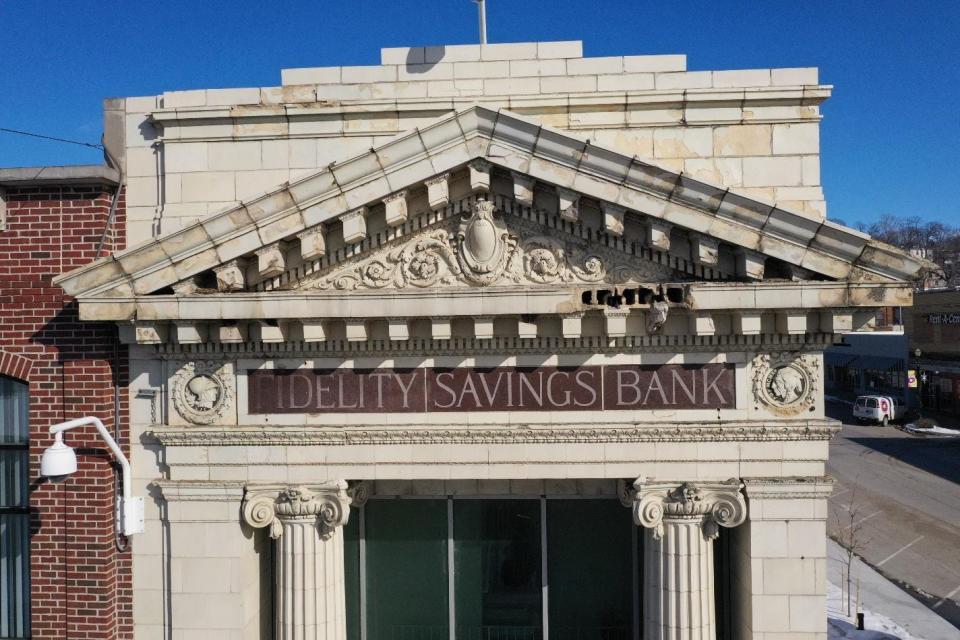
55, 41, 928, 640
0, 166, 130, 639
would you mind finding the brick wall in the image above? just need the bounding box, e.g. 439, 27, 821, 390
0, 182, 130, 639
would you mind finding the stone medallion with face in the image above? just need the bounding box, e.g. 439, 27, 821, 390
752, 353, 817, 415
172, 361, 232, 424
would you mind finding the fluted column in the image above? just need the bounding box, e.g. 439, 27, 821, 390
243, 483, 353, 640
630, 480, 746, 640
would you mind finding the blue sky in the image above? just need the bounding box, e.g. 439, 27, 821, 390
1, 1, 957, 228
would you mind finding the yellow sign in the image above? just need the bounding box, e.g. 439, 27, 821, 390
907, 370, 918, 388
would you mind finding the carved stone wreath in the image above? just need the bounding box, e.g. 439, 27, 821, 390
172, 360, 233, 425
303, 199, 673, 291
751, 352, 818, 416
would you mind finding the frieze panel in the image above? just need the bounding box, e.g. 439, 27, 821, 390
298, 199, 677, 292
247, 364, 735, 414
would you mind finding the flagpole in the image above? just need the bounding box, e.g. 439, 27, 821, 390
475, 0, 488, 44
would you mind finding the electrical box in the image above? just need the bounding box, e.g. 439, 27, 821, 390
118, 496, 145, 536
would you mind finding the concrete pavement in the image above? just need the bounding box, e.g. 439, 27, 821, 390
826, 400, 960, 631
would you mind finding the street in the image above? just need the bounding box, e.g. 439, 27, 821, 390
826, 400, 960, 630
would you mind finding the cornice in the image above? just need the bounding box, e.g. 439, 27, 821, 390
147, 333, 836, 358
145, 419, 841, 447
147, 85, 832, 136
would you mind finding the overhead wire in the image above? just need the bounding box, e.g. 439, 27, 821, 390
0, 126, 103, 149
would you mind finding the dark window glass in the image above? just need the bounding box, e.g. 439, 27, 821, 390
547, 500, 633, 640
366, 499, 449, 640
343, 508, 360, 640
454, 500, 542, 640
0, 375, 30, 639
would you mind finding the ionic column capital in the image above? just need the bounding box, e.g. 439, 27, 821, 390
242, 481, 351, 539
630, 479, 746, 540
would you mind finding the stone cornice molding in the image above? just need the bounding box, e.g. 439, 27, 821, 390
742, 476, 835, 500
151, 480, 246, 502
147, 334, 837, 358
631, 479, 747, 540
242, 482, 351, 539
147, 86, 832, 137
146, 420, 841, 447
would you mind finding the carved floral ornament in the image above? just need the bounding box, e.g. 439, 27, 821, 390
242, 483, 352, 539
628, 479, 747, 541
751, 352, 818, 416
171, 360, 233, 425
302, 199, 674, 291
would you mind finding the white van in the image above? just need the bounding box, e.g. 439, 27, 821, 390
853, 395, 899, 426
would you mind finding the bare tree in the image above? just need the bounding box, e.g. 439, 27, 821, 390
832, 484, 873, 617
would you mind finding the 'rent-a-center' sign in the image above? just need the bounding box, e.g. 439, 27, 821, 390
248, 364, 735, 413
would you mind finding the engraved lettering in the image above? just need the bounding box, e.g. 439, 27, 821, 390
703, 368, 727, 405
574, 370, 597, 407
458, 374, 481, 408
617, 369, 641, 406
643, 372, 669, 405
394, 372, 419, 409
546, 371, 571, 407
517, 371, 543, 407
671, 369, 697, 405
433, 372, 457, 409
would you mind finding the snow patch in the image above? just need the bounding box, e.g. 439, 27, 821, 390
828, 580, 924, 639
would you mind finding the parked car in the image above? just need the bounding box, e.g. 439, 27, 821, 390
853, 395, 900, 426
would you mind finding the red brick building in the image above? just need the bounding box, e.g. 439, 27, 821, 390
0, 166, 130, 639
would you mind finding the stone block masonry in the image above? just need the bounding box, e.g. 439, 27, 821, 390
0, 176, 131, 639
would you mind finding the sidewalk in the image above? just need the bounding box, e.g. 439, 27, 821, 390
827, 539, 958, 640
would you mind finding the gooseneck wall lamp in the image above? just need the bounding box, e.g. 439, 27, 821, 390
40, 416, 145, 536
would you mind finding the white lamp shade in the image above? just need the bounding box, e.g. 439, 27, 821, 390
40, 439, 77, 478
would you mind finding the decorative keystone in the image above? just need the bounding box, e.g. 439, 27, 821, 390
556, 187, 580, 222
255, 243, 286, 278
242, 483, 352, 540
647, 220, 672, 252
468, 159, 492, 193
383, 191, 408, 227
298, 225, 326, 262
690, 234, 720, 266
735, 247, 766, 280
213, 259, 246, 292
511, 172, 535, 207
425, 173, 451, 210
342, 207, 368, 245
601, 202, 626, 237
631, 479, 746, 540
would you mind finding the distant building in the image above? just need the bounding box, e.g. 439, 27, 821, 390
905, 289, 960, 416
825, 307, 908, 400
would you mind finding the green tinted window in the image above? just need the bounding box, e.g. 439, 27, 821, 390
454, 500, 542, 640
547, 500, 634, 640
365, 499, 449, 640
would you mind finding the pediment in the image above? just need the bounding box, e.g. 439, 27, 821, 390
55, 105, 932, 322
294, 196, 681, 294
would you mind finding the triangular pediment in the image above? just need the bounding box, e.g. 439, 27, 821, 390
55, 105, 931, 321
290, 194, 688, 295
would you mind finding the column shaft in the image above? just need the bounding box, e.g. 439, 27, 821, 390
276, 517, 346, 640
644, 519, 715, 640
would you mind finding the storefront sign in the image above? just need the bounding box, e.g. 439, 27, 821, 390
248, 364, 736, 414
926, 313, 960, 325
